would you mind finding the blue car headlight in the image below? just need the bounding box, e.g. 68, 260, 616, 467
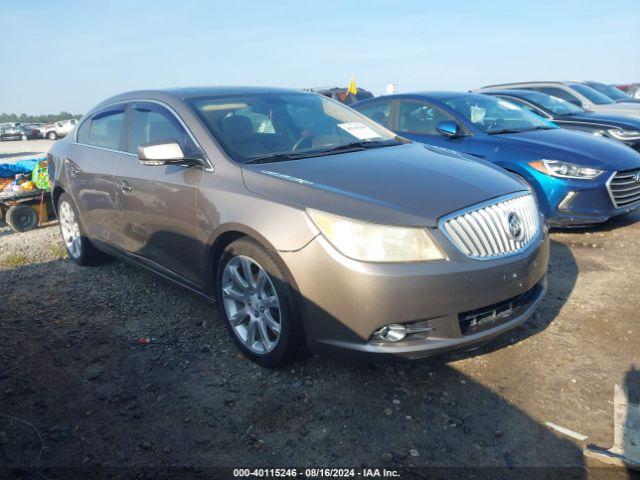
529, 159, 604, 180
607, 128, 640, 141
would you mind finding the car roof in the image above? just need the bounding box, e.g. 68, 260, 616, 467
370, 91, 489, 101
94, 86, 312, 110
481, 81, 571, 88
480, 89, 536, 96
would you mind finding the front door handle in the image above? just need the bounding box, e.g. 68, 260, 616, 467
66, 159, 80, 178
117, 180, 132, 193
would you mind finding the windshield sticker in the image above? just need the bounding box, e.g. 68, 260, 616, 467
337, 122, 380, 140
470, 106, 486, 124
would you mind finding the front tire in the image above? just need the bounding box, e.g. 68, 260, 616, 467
21, 134, 27, 141
57, 193, 107, 265
47, 131, 57, 140
216, 238, 305, 367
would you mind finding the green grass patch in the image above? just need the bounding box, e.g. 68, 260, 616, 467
0, 253, 28, 268
49, 244, 68, 259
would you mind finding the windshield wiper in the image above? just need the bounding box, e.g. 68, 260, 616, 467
488, 126, 552, 135
243, 139, 400, 164
316, 139, 401, 153
243, 152, 313, 164
487, 128, 528, 135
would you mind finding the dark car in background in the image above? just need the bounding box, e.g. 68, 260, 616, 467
354, 92, 640, 226
308, 86, 374, 105
0, 125, 40, 141
582, 81, 640, 104
48, 86, 548, 367
479, 89, 640, 151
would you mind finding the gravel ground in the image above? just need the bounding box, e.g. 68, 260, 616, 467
0, 141, 639, 479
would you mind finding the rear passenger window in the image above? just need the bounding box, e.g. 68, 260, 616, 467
129, 106, 199, 157
357, 102, 391, 128
89, 109, 125, 150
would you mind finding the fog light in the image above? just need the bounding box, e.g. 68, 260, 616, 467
558, 191, 578, 211
375, 324, 407, 342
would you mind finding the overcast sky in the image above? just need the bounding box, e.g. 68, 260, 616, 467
1, 0, 639, 114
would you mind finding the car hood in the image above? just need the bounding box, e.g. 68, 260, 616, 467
242, 143, 526, 227
556, 112, 640, 129
495, 128, 640, 170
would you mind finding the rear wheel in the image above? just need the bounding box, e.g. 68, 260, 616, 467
21, 134, 27, 141
217, 238, 305, 367
6, 205, 39, 232
57, 193, 107, 265
47, 131, 57, 140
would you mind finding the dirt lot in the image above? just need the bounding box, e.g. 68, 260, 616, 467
0, 140, 639, 479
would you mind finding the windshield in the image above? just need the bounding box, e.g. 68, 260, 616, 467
568, 83, 615, 105
188, 92, 398, 162
444, 95, 556, 134
587, 82, 631, 102
511, 90, 584, 115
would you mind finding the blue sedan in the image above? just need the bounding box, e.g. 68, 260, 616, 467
353, 92, 640, 226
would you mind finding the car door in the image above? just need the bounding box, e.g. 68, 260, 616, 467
394, 100, 469, 151
112, 101, 206, 286
65, 105, 127, 242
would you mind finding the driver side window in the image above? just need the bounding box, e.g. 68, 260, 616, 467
128, 104, 199, 157
397, 101, 454, 135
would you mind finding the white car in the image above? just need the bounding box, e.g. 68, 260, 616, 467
43, 119, 78, 140
480, 81, 640, 119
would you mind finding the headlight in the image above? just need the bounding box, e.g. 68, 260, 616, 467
607, 128, 640, 140
529, 159, 603, 179
307, 209, 446, 262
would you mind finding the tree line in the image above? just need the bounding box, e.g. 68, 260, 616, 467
0, 112, 82, 124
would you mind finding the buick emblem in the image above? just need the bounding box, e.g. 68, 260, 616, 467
507, 212, 524, 241
634, 171, 640, 183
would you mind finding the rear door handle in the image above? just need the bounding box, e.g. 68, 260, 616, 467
117, 180, 132, 193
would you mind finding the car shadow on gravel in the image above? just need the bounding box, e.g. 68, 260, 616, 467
552, 209, 640, 234
0, 240, 598, 478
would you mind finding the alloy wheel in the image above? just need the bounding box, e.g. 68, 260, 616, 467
59, 201, 82, 258
221, 255, 281, 354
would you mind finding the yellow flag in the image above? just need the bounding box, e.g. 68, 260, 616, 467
347, 76, 358, 95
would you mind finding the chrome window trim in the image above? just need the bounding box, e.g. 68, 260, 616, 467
73, 98, 214, 172
438, 191, 542, 261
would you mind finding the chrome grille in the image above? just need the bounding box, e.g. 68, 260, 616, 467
440, 193, 540, 260
608, 168, 640, 208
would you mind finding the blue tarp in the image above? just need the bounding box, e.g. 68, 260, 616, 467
0, 157, 47, 178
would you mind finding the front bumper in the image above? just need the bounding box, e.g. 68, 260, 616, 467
279, 227, 549, 361
528, 170, 640, 227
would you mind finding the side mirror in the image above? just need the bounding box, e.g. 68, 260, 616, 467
138, 140, 203, 167
436, 121, 461, 138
